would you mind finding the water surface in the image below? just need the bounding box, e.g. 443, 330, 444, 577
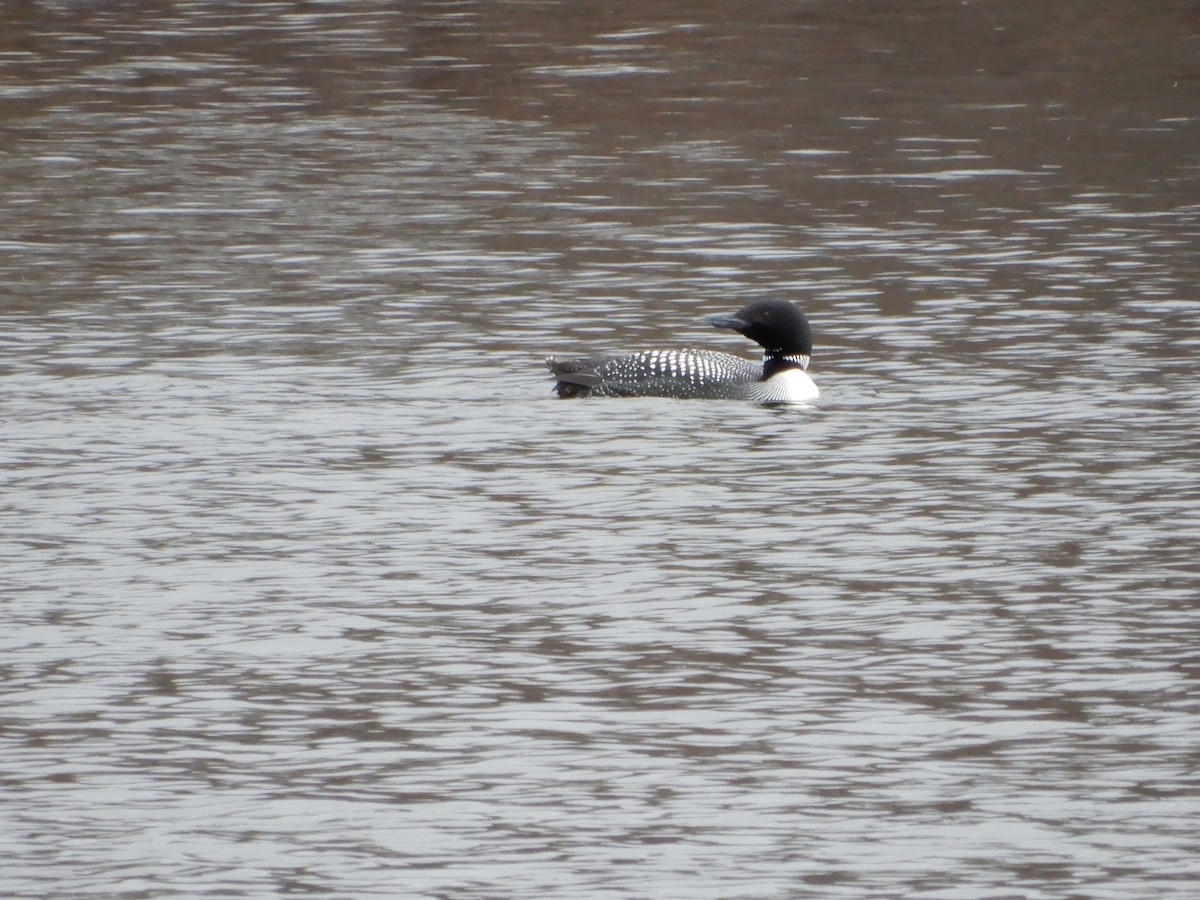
3, 2, 1199, 897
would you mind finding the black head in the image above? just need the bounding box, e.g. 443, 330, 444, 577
704, 300, 814, 358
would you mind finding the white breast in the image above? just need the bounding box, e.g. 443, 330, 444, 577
752, 369, 820, 404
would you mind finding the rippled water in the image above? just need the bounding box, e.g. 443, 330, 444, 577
3, 2, 1199, 897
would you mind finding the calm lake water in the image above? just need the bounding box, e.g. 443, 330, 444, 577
3, 1, 1199, 897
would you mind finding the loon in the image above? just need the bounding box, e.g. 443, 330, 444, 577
546, 299, 818, 403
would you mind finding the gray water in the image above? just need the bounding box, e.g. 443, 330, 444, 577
3, 2, 1199, 897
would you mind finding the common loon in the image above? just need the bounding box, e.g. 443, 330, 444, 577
546, 299, 819, 403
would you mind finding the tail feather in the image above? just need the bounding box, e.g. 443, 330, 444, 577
546, 356, 603, 397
